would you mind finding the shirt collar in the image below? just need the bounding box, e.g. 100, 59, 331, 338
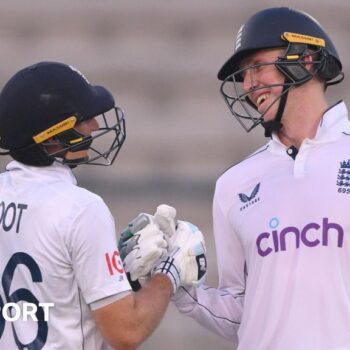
269, 101, 350, 153
314, 101, 350, 140
5, 160, 77, 185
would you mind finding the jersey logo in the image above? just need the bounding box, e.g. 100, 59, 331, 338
239, 183, 260, 203
239, 183, 261, 211
256, 217, 344, 257
105, 251, 124, 277
337, 160, 350, 194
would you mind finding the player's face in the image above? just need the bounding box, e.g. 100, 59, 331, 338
240, 49, 285, 122
75, 117, 99, 135
63, 117, 100, 161
45, 117, 100, 162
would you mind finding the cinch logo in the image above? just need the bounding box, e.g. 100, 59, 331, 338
256, 217, 344, 257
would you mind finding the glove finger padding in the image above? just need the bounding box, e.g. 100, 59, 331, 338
123, 229, 167, 281
118, 213, 153, 259
153, 220, 207, 293
119, 215, 168, 282
172, 221, 207, 286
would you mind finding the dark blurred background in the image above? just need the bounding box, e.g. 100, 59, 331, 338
0, 1, 348, 349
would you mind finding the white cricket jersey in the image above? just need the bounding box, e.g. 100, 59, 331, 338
0, 161, 131, 349
173, 101, 350, 350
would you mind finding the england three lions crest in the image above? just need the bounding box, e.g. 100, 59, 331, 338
337, 160, 350, 194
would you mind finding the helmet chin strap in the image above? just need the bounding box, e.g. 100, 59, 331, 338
261, 80, 289, 137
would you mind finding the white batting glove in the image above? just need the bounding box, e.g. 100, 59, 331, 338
152, 220, 207, 294
118, 205, 177, 286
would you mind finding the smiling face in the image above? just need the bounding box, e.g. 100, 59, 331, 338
240, 48, 286, 122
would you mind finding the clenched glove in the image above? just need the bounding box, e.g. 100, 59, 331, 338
119, 204, 207, 294
152, 220, 207, 293
118, 205, 176, 290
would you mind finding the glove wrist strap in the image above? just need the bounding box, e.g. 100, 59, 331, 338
152, 256, 180, 294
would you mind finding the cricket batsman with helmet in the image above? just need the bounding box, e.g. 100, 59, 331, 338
119, 7, 350, 350
0, 62, 207, 349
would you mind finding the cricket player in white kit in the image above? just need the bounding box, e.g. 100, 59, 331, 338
0, 62, 207, 349
120, 7, 350, 350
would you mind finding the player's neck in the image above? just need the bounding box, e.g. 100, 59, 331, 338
277, 85, 328, 149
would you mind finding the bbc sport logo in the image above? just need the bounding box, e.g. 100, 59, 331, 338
0, 302, 54, 322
